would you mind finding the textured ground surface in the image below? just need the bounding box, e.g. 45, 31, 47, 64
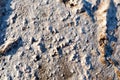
0, 0, 120, 80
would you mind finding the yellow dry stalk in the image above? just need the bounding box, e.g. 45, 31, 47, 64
95, 0, 110, 64
0, 38, 18, 54
114, 66, 120, 80
99, 55, 108, 65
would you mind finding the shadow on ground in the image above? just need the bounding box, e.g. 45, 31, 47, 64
0, 0, 23, 56
5, 37, 23, 56
0, 0, 12, 45
82, 0, 95, 22
106, 0, 118, 58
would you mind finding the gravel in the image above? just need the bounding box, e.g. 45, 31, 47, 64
0, 0, 120, 80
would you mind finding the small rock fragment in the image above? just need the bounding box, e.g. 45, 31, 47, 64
33, 54, 41, 62
69, 51, 76, 61
25, 66, 31, 73
10, 13, 17, 24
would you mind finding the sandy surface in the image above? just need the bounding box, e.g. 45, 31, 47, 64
0, 0, 120, 80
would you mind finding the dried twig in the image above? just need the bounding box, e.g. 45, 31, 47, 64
0, 38, 18, 54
